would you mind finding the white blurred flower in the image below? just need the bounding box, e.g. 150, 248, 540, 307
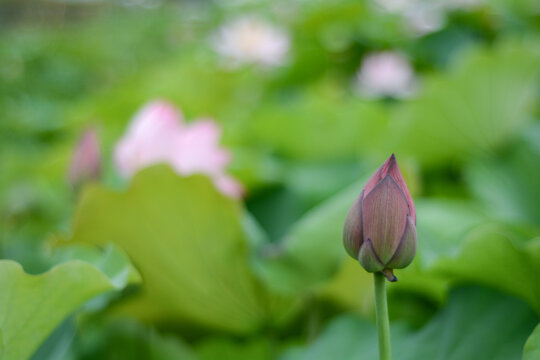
375, 0, 415, 12
444, 0, 483, 10
114, 100, 244, 198
211, 16, 290, 67
404, 3, 446, 36
374, 0, 482, 36
355, 51, 417, 99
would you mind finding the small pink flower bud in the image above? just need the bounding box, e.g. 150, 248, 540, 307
343, 154, 416, 281
68, 128, 101, 190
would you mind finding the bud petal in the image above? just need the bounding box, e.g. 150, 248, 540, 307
385, 215, 417, 269
358, 239, 385, 272
362, 175, 409, 263
363, 154, 415, 222
385, 155, 416, 223
342, 190, 364, 258
362, 158, 389, 197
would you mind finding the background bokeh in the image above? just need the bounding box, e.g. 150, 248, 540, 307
1, 0, 540, 359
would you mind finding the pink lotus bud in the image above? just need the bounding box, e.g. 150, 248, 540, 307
68, 128, 101, 190
343, 154, 416, 281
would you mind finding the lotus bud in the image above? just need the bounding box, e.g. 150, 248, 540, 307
343, 154, 416, 282
68, 128, 101, 190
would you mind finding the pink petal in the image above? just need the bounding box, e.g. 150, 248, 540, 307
170, 119, 231, 175
384, 154, 416, 223
127, 100, 183, 138
385, 215, 417, 269
213, 174, 245, 199
362, 175, 410, 264
342, 190, 364, 258
362, 154, 396, 197
114, 100, 183, 178
181, 118, 221, 146
362, 154, 415, 223
358, 239, 385, 272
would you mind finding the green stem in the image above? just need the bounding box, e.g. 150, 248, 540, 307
374, 272, 391, 360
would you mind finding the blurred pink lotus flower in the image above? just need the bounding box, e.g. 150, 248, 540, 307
211, 16, 290, 67
355, 51, 417, 99
115, 101, 182, 177
114, 100, 244, 198
169, 119, 231, 175
68, 128, 102, 190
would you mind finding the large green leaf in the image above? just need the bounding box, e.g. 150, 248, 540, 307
69, 318, 198, 360
250, 86, 387, 161
252, 181, 363, 296
0, 246, 139, 360
431, 225, 540, 313
281, 286, 539, 360
465, 126, 540, 224
64, 165, 271, 334
523, 323, 540, 360
196, 337, 274, 360
386, 40, 540, 165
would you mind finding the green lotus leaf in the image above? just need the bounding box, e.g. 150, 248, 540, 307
523, 323, 540, 360
0, 245, 139, 360
64, 165, 273, 334
388, 40, 540, 165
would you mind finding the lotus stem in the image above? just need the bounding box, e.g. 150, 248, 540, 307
374, 272, 391, 360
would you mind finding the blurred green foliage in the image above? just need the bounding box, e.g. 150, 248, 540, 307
282, 286, 538, 360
